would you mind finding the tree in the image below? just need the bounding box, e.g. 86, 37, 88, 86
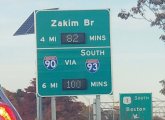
42, 96, 88, 120
153, 115, 165, 120
11, 79, 37, 120
23, 78, 88, 120
3, 78, 90, 120
159, 79, 165, 95
118, 0, 165, 41
4, 78, 89, 120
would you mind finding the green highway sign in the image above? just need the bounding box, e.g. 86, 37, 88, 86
36, 9, 112, 96
120, 93, 152, 120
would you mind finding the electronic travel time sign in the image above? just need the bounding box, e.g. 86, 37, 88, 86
36, 9, 112, 96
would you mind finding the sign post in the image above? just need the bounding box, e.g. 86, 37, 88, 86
36, 9, 112, 96
120, 93, 152, 120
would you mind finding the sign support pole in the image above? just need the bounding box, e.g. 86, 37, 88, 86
37, 96, 39, 120
96, 95, 101, 120
37, 96, 43, 120
40, 97, 43, 120
51, 97, 56, 120
93, 99, 96, 120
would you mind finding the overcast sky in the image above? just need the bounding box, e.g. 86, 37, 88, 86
0, 0, 165, 102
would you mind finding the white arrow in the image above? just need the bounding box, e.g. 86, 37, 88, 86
133, 114, 139, 119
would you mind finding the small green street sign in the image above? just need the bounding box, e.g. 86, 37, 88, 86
120, 93, 152, 120
36, 9, 112, 96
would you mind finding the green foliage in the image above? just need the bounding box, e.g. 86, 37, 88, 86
159, 79, 165, 95
118, 0, 165, 41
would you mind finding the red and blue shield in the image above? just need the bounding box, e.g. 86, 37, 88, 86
86, 59, 99, 73
43, 56, 58, 70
